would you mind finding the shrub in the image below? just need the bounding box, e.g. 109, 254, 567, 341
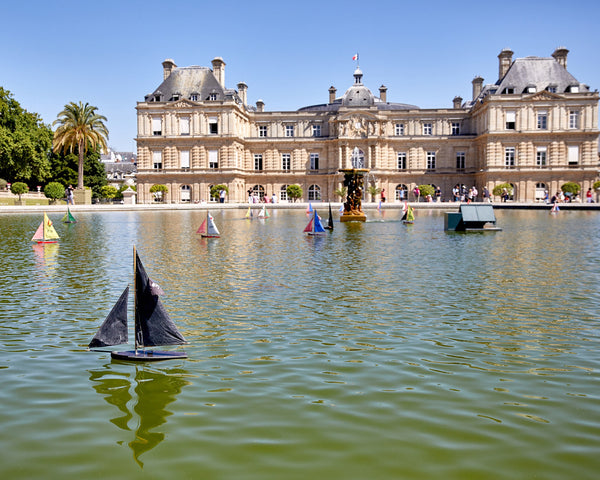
286, 184, 303, 202
10, 182, 29, 201
44, 182, 65, 202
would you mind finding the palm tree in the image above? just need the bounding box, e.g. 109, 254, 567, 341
52, 102, 109, 190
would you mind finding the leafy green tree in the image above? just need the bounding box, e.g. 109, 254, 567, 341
561, 182, 581, 195
286, 184, 302, 202
10, 181, 28, 201
0, 87, 53, 186
492, 183, 513, 198
210, 184, 229, 200
47, 148, 107, 199
99, 185, 118, 201
418, 184, 435, 199
150, 184, 168, 202
52, 101, 109, 190
44, 182, 65, 203
593, 180, 600, 190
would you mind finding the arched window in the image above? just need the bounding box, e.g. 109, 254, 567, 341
280, 185, 289, 202
395, 184, 408, 201
180, 185, 191, 203
252, 185, 265, 201
350, 147, 365, 168
535, 182, 547, 202
308, 184, 321, 201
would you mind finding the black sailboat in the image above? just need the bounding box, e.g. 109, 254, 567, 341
324, 203, 334, 230
89, 247, 187, 361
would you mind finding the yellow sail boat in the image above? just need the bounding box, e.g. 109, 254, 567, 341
31, 213, 60, 244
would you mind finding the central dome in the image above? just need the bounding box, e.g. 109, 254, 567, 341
341, 67, 375, 107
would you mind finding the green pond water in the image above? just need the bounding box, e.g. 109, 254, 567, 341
1, 208, 599, 479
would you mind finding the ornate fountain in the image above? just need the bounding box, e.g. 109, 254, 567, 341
340, 147, 368, 222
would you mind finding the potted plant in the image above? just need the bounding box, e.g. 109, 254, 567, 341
286, 184, 302, 203
149, 184, 168, 203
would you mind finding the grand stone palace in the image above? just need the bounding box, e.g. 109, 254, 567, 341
135, 48, 599, 203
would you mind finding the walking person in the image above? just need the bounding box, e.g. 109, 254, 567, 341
65, 185, 75, 205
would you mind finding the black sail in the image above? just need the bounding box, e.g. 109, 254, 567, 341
135, 253, 186, 347
89, 286, 129, 348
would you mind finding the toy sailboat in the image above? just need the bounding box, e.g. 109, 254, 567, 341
62, 206, 77, 223
306, 202, 313, 214
245, 206, 253, 219
303, 209, 326, 236
196, 211, 220, 237
257, 205, 270, 218
31, 213, 60, 243
89, 247, 187, 361
324, 203, 334, 230
401, 202, 415, 224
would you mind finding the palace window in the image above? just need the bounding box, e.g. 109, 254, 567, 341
312, 124, 321, 137
180, 117, 190, 135
504, 147, 515, 167
180, 150, 190, 169
451, 122, 460, 135
395, 184, 408, 201
505, 111, 516, 130
254, 154, 263, 171
536, 147, 547, 167
456, 152, 465, 170
537, 112, 547, 130
152, 151, 162, 170
280, 185, 289, 202
209, 150, 218, 169
310, 153, 319, 170
282, 153, 290, 171
285, 125, 295, 137
308, 184, 321, 201
208, 93, 218, 101
569, 111, 579, 129
546, 85, 557, 93
568, 145, 579, 166
426, 151, 436, 170
180, 185, 191, 203
190, 94, 198, 101
209, 117, 218, 134
423, 123, 432, 135
152, 117, 162, 136
259, 125, 267, 137
395, 123, 405, 136
397, 152, 407, 170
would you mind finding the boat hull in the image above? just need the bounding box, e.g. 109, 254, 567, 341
111, 350, 188, 361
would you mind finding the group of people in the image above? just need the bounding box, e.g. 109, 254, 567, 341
247, 190, 277, 204
452, 184, 487, 203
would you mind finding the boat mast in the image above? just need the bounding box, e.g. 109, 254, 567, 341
133, 245, 138, 353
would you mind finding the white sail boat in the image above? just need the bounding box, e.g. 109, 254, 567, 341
196, 211, 220, 237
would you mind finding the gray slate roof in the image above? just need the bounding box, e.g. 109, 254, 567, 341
496, 56, 587, 94
145, 66, 225, 102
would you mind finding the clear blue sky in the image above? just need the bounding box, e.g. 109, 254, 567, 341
2, 0, 599, 152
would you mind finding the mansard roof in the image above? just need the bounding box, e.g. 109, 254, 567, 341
496, 56, 588, 95
145, 66, 226, 102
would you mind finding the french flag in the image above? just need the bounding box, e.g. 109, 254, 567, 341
352, 53, 358, 61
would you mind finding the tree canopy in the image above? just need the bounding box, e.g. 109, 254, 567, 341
53, 101, 109, 189
0, 87, 53, 186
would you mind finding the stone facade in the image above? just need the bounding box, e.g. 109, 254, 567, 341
135, 48, 599, 204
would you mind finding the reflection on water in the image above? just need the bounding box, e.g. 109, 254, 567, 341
89, 365, 191, 467
1, 209, 600, 479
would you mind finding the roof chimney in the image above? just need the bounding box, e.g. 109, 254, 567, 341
472, 76, 484, 101
256, 99, 264, 113
379, 85, 388, 103
498, 48, 513, 79
237, 82, 248, 105
162, 59, 176, 80
211, 57, 226, 87
453, 96, 463, 109
329, 86, 337, 104
552, 47, 569, 69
